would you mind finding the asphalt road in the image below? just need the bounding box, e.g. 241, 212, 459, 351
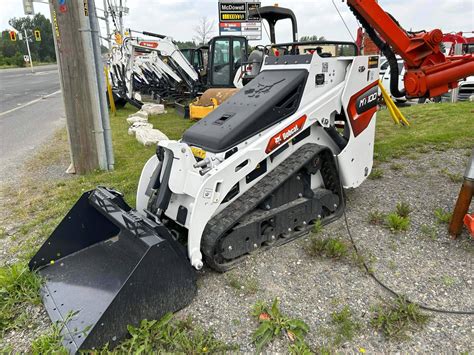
0, 64, 65, 182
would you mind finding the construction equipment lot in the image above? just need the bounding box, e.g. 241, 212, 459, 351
0, 102, 472, 353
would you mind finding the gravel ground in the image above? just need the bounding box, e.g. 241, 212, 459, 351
1, 147, 473, 353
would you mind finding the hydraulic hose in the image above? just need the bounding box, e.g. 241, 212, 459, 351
348, 6, 406, 98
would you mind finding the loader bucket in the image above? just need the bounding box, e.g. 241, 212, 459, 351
29, 187, 197, 352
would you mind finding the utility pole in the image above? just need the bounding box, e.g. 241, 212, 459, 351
23, 29, 34, 73
48, 0, 113, 174
103, 0, 112, 50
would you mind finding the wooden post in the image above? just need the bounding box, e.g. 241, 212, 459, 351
49, 0, 108, 174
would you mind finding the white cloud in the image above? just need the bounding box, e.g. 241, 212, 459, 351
1, 0, 472, 45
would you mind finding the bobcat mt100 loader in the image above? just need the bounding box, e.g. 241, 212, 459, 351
30, 40, 370, 351
29, 0, 474, 349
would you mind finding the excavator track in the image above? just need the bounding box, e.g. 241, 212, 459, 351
202, 143, 344, 272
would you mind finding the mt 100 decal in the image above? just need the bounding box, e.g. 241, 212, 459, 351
347, 81, 378, 137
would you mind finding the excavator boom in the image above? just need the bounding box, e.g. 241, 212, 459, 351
346, 0, 474, 97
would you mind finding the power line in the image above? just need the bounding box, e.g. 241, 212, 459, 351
331, 0, 356, 42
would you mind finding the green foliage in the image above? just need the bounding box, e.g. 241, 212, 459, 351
369, 168, 384, 180
226, 273, 259, 295
111, 313, 234, 353
1, 14, 56, 66
434, 208, 452, 224
0, 263, 41, 334
385, 213, 410, 232
390, 163, 404, 171
395, 202, 411, 218
420, 224, 437, 240
330, 306, 361, 346
306, 236, 349, 259
312, 219, 323, 234
251, 298, 310, 353
368, 210, 385, 225
439, 168, 464, 183
30, 321, 68, 354
370, 296, 430, 339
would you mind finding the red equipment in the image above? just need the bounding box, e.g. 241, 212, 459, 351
346, 0, 474, 98
443, 32, 474, 56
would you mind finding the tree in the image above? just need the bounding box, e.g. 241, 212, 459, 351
6, 14, 56, 62
193, 17, 215, 45
299, 35, 326, 42
174, 40, 197, 50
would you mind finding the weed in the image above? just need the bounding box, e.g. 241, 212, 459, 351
368, 210, 385, 225
370, 296, 430, 339
0, 227, 6, 239
390, 163, 404, 171
388, 260, 397, 270
312, 219, 323, 234
113, 313, 234, 353
441, 275, 456, 287
395, 202, 411, 218
306, 236, 349, 259
30, 322, 68, 354
226, 273, 259, 295
439, 168, 464, 183
406, 153, 419, 160
330, 306, 361, 346
369, 168, 384, 180
0, 263, 42, 334
351, 251, 376, 274
434, 208, 452, 224
385, 213, 410, 232
251, 298, 310, 353
420, 224, 437, 240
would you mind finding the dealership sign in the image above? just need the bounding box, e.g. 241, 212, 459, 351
218, 0, 261, 40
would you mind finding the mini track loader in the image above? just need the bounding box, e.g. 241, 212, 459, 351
30, 0, 474, 350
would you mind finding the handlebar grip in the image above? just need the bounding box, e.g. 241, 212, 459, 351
142, 31, 166, 39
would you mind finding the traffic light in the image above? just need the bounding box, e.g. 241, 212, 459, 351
9, 31, 17, 41
34, 30, 41, 41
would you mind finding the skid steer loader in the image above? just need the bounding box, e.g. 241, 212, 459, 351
30, 0, 474, 351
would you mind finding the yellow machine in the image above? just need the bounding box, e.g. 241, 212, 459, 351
190, 88, 239, 120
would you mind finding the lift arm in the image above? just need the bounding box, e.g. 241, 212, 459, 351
346, 0, 474, 98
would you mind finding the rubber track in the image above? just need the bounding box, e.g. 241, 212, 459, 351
202, 143, 326, 267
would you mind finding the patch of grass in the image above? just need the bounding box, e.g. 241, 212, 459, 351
0, 263, 42, 335
434, 208, 452, 224
330, 306, 361, 346
111, 313, 234, 353
351, 250, 376, 274
368, 168, 384, 180
30, 321, 67, 354
390, 163, 404, 171
420, 224, 437, 240
439, 168, 464, 183
306, 236, 349, 259
441, 275, 456, 287
375, 102, 474, 162
368, 210, 385, 225
385, 213, 410, 232
226, 273, 259, 295
251, 298, 310, 353
395, 202, 411, 218
312, 219, 323, 234
370, 296, 430, 339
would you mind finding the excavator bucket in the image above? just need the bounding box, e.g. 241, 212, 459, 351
29, 187, 197, 352
189, 88, 239, 120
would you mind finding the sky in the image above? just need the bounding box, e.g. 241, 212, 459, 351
1, 0, 473, 45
